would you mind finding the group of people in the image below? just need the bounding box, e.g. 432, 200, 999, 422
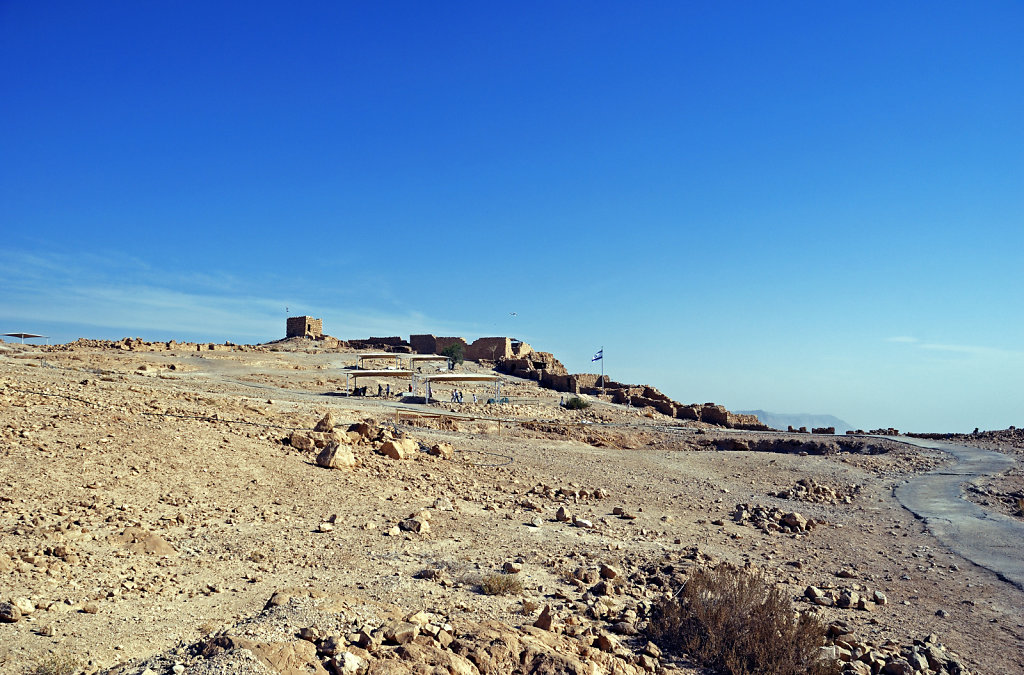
376, 383, 391, 398
448, 389, 477, 404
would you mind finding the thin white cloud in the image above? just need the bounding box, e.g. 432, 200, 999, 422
885, 333, 1022, 362
0, 249, 469, 342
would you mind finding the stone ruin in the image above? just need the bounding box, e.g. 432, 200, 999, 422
323, 330, 770, 430
494, 352, 767, 430
286, 316, 323, 339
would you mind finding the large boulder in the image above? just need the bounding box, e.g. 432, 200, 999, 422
316, 443, 356, 470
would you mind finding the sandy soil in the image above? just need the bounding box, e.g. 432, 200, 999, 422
1, 341, 1022, 674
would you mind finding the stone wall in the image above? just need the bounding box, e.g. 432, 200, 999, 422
286, 316, 323, 339
348, 337, 411, 352
434, 337, 469, 355
410, 334, 437, 354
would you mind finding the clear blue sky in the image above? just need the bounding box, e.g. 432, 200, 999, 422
2, 2, 1022, 432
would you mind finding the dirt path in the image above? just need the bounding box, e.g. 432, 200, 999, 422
894, 436, 1024, 590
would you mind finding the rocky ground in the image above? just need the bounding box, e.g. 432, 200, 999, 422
1, 340, 1022, 674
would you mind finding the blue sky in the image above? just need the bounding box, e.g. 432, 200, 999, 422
2, 2, 1022, 432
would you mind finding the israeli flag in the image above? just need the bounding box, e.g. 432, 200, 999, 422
592, 349, 603, 362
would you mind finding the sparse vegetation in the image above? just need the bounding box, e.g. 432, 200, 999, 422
28, 653, 80, 675
480, 573, 523, 596
521, 599, 539, 615
646, 564, 838, 675
564, 396, 591, 410
441, 343, 464, 367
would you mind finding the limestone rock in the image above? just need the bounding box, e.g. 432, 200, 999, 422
12, 597, 34, 615
110, 527, 177, 556
314, 412, 336, 432
428, 442, 454, 459
399, 518, 430, 534
533, 604, 553, 631
332, 651, 365, 674
384, 621, 419, 645
289, 432, 315, 452
316, 443, 356, 470
379, 438, 417, 460
781, 512, 808, 531
0, 602, 21, 623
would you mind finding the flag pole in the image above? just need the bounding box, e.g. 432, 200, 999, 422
601, 345, 605, 397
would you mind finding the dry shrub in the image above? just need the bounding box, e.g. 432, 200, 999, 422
480, 573, 524, 596
521, 600, 539, 615
646, 565, 838, 675
28, 653, 80, 675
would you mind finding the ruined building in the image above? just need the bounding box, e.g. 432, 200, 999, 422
286, 316, 323, 339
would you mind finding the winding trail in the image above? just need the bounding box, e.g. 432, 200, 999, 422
893, 436, 1024, 590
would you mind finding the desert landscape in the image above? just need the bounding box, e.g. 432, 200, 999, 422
1, 334, 1022, 675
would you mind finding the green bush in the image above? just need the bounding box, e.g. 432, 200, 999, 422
646, 565, 838, 675
440, 343, 464, 367
564, 396, 591, 410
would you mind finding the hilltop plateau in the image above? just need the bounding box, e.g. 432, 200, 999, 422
1, 338, 1022, 674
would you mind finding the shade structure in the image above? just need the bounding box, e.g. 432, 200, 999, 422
3, 333, 48, 344
406, 355, 451, 371
344, 369, 414, 395
355, 352, 403, 368
415, 373, 503, 400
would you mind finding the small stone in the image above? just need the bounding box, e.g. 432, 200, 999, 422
0, 602, 21, 623
289, 432, 315, 452
533, 604, 553, 631
314, 412, 336, 432
334, 651, 365, 674
172, 665, 185, 675
81, 602, 99, 614
383, 621, 419, 645
556, 506, 571, 522
399, 518, 429, 534
596, 632, 619, 652
805, 586, 824, 600
530, 517, 543, 527
782, 512, 808, 531
12, 598, 35, 615
599, 564, 620, 579
427, 442, 454, 459
503, 561, 522, 574
573, 518, 593, 529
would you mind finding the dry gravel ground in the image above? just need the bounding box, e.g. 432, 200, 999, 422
1, 341, 1022, 674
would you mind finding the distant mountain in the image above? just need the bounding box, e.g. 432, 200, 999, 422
736, 410, 855, 434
